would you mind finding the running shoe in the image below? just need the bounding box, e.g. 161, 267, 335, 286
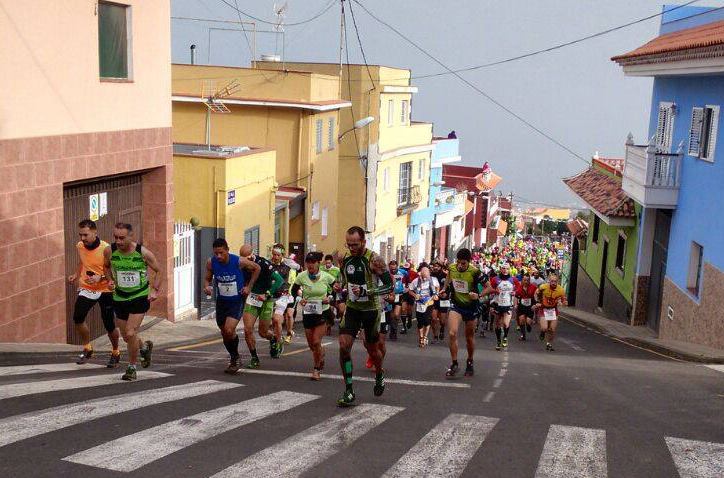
224, 357, 240, 374
246, 356, 260, 369
276, 340, 284, 357
269, 337, 278, 358
546, 343, 555, 352
400, 327, 407, 335
337, 389, 356, 407
526, 324, 532, 333
495, 341, 502, 351
519, 335, 527, 342
502, 338, 508, 348
283, 334, 292, 344
121, 365, 137, 381
445, 362, 459, 377
311, 368, 321, 381
374, 371, 385, 396
140, 340, 153, 368
464, 360, 474, 377
76, 348, 93, 365
539, 331, 546, 341
106, 352, 120, 368
365, 356, 373, 369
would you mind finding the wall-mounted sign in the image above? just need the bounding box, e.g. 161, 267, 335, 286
99, 192, 108, 217
227, 190, 236, 205
89, 194, 99, 221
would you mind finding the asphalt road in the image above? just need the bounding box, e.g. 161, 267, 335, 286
0, 317, 722, 478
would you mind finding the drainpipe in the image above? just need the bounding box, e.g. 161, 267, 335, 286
190, 44, 196, 65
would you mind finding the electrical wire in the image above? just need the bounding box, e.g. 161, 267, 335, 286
342, 2, 362, 160
232, 0, 254, 59
352, 0, 591, 166
347, 0, 376, 88
218, 0, 337, 27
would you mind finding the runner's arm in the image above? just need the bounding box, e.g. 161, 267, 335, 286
239, 257, 261, 292
141, 247, 164, 295
102, 246, 114, 289
203, 259, 213, 295
370, 253, 393, 295
290, 283, 302, 298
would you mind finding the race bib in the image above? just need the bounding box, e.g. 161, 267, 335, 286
78, 289, 102, 300
439, 300, 451, 308
394, 294, 400, 302
452, 279, 469, 294
217, 281, 238, 297
543, 308, 557, 320
416, 302, 429, 313
348, 283, 369, 302
521, 298, 532, 307
246, 293, 264, 308
116, 270, 141, 288
498, 292, 512, 307
303, 300, 323, 315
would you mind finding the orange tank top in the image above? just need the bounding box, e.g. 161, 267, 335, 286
77, 240, 111, 293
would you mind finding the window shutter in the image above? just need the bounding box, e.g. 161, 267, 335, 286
655, 102, 674, 153
688, 107, 704, 156
705, 105, 719, 161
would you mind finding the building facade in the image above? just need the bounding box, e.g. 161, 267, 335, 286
0, 0, 174, 343
613, 6, 724, 349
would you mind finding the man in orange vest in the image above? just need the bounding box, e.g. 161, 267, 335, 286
68, 219, 121, 367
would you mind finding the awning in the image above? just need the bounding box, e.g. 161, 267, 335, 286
276, 187, 306, 220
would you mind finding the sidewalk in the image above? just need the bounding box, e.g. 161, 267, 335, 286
560, 306, 724, 364
0, 316, 220, 358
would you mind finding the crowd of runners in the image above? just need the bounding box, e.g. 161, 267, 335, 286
69, 219, 568, 407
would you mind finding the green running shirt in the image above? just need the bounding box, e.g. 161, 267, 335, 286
110, 243, 149, 301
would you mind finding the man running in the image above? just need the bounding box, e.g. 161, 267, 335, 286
239, 244, 284, 367
408, 264, 439, 348
103, 223, 162, 381
490, 263, 519, 351
388, 260, 408, 338
322, 254, 342, 334
535, 273, 567, 351
445, 248, 488, 377
334, 226, 393, 407
203, 238, 260, 373
400, 260, 417, 331
514, 273, 538, 341
270, 244, 300, 346
430, 261, 449, 343
69, 219, 121, 367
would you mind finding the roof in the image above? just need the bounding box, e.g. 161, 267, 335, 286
476, 172, 502, 192
276, 186, 306, 203
594, 157, 625, 177
172, 94, 351, 111
566, 218, 588, 237
173, 143, 269, 159
562, 168, 636, 219
612, 19, 724, 63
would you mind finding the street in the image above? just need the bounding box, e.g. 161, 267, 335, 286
0, 318, 722, 478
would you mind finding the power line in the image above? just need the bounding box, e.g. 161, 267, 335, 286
352, 0, 590, 166
232, 0, 254, 59
347, 0, 376, 88
218, 0, 337, 27
342, 1, 362, 160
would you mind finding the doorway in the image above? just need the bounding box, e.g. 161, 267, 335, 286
647, 210, 672, 332
598, 240, 609, 308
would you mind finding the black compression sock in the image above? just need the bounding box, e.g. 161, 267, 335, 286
223, 336, 238, 358
495, 328, 502, 342
250, 349, 258, 358
504, 327, 509, 338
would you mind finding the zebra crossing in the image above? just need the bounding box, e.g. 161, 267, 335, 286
1, 363, 723, 477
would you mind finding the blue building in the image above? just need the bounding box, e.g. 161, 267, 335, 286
408, 135, 463, 262
612, 5, 724, 350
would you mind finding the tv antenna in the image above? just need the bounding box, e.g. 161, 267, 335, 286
201, 79, 240, 149
273, 2, 287, 60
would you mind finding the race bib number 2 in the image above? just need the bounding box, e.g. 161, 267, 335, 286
217, 281, 238, 297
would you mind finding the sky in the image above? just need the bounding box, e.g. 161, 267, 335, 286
170, 0, 722, 209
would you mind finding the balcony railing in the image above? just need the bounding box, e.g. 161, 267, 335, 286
623, 138, 682, 208
397, 185, 422, 213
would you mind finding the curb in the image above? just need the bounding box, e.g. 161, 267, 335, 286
560, 312, 724, 364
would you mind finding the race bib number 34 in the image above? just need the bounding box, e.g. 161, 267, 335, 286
117, 271, 141, 288
303, 301, 323, 315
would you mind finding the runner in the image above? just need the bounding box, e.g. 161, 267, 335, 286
388, 260, 408, 339
490, 264, 519, 351
203, 238, 260, 373
239, 244, 284, 368
530, 267, 546, 288
400, 260, 417, 331
290, 252, 336, 380
365, 276, 393, 369
69, 219, 120, 367
102, 223, 162, 381
408, 264, 439, 348
535, 273, 567, 351
445, 248, 488, 378
514, 272, 538, 341
430, 261, 449, 343
270, 244, 300, 346
334, 226, 393, 407
324, 254, 346, 334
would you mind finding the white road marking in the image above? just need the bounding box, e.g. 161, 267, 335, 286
498, 368, 507, 377
483, 392, 495, 402
0, 380, 240, 447
0, 362, 104, 376
535, 425, 607, 478
64, 391, 318, 472
492, 378, 503, 388
558, 338, 585, 352
704, 364, 724, 374
238, 368, 470, 389
211, 403, 402, 477
382, 413, 498, 477
0, 371, 172, 400
665, 436, 724, 478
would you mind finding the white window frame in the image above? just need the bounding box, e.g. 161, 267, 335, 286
687, 241, 704, 297
383, 167, 390, 193
327, 117, 335, 151
311, 201, 320, 221
315, 119, 323, 154
387, 99, 395, 126
321, 207, 328, 237
418, 158, 425, 181
700, 105, 719, 162
400, 100, 409, 125
655, 101, 675, 153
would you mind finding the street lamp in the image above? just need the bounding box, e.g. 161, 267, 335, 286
338, 116, 375, 140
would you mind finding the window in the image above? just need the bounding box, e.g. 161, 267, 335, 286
592, 216, 600, 244
311, 201, 320, 220
244, 226, 260, 255
688, 105, 719, 161
615, 231, 626, 271
687, 242, 704, 297
327, 118, 336, 151
315, 119, 323, 154
398, 162, 412, 206
98, 2, 131, 79
387, 99, 395, 126
401, 100, 409, 124
383, 167, 390, 192
418, 158, 425, 180
321, 207, 328, 237
655, 101, 675, 153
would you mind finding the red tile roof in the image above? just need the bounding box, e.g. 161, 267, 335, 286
562, 168, 636, 219
593, 157, 625, 177
612, 19, 724, 63
566, 218, 588, 237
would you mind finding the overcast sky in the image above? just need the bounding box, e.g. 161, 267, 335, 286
170, 0, 722, 208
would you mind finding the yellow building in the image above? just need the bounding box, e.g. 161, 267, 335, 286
171, 64, 351, 255
257, 61, 433, 260
173, 144, 276, 255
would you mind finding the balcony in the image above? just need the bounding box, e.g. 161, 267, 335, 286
623, 142, 682, 208
397, 185, 422, 214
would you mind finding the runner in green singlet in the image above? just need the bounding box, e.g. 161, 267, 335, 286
334, 226, 393, 407
103, 222, 163, 381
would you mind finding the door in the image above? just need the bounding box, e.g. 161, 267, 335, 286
597, 240, 609, 308
568, 237, 580, 306
647, 210, 672, 332
173, 221, 195, 315
64, 175, 143, 344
